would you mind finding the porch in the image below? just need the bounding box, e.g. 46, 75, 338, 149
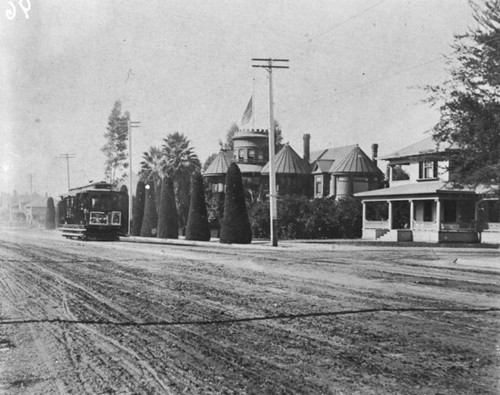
361, 197, 479, 243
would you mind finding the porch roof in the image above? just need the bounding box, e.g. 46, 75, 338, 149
355, 181, 476, 199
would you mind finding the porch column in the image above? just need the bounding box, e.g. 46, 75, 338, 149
362, 201, 366, 226
435, 198, 441, 231
388, 200, 393, 230
409, 200, 414, 230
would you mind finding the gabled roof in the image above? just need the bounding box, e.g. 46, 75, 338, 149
261, 144, 311, 175
203, 150, 233, 176
312, 160, 334, 174
354, 181, 476, 198
379, 136, 457, 161
310, 144, 357, 162
25, 198, 48, 208
330, 146, 383, 175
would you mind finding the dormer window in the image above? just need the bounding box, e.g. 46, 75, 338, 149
238, 149, 245, 162
418, 160, 438, 180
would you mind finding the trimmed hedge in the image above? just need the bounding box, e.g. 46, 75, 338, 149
140, 181, 158, 237
132, 180, 145, 236
45, 197, 56, 230
248, 196, 362, 239
186, 172, 210, 241
157, 177, 178, 239
220, 163, 252, 244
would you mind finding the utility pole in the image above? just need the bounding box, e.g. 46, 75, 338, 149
127, 119, 141, 236
59, 154, 75, 190
27, 173, 34, 199
252, 58, 289, 247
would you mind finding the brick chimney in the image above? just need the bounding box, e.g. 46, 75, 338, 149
303, 134, 311, 162
371, 143, 378, 165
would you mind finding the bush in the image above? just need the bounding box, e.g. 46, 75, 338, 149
248, 195, 362, 240
132, 181, 145, 236
140, 181, 158, 237
119, 185, 129, 235
157, 177, 178, 239
45, 197, 56, 230
186, 172, 210, 241
220, 163, 252, 244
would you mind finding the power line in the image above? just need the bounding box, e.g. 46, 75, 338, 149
1, 307, 497, 327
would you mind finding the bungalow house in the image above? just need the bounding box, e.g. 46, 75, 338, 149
355, 137, 500, 243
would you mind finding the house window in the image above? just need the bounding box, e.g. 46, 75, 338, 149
248, 149, 256, 162
315, 177, 323, 195
443, 201, 457, 222
419, 160, 438, 180
391, 164, 410, 181
258, 150, 264, 161
238, 149, 245, 162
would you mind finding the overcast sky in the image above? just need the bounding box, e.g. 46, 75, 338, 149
1, 0, 476, 196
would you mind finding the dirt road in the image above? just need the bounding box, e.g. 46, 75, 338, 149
0, 229, 499, 394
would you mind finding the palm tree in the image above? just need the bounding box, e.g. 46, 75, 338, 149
162, 132, 201, 235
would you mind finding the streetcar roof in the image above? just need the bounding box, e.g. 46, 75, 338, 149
60, 181, 121, 197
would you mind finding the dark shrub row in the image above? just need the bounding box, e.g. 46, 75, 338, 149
248, 195, 362, 240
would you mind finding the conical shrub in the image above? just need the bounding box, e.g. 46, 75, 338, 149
45, 197, 56, 230
157, 177, 178, 239
220, 163, 252, 244
119, 185, 129, 235
132, 180, 145, 236
186, 172, 210, 241
140, 181, 158, 237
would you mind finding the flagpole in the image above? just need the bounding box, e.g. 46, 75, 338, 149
252, 71, 255, 130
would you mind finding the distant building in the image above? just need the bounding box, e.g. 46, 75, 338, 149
203, 129, 383, 199
25, 197, 47, 226
355, 137, 500, 243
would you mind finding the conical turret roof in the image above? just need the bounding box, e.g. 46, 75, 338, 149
203, 150, 232, 176
329, 145, 382, 175
261, 144, 311, 175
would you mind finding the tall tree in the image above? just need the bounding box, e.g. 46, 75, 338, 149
186, 171, 210, 241
101, 101, 130, 186
162, 132, 201, 235
45, 197, 56, 230
140, 181, 158, 237
131, 180, 145, 236
220, 163, 252, 244
157, 177, 178, 239
426, 0, 500, 192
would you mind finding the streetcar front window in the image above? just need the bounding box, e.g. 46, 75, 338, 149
91, 195, 115, 211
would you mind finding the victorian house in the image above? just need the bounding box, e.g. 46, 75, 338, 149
355, 136, 500, 243
203, 129, 382, 199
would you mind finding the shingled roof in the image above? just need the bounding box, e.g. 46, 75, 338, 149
379, 136, 457, 160
203, 150, 233, 176
330, 145, 382, 175
310, 144, 357, 162
261, 144, 311, 175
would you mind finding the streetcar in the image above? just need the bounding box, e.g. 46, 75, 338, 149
58, 182, 128, 240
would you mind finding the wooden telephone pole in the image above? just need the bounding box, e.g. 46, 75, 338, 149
251, 58, 289, 247
127, 119, 141, 236
59, 154, 75, 190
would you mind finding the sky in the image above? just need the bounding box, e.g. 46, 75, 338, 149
0, 0, 477, 197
